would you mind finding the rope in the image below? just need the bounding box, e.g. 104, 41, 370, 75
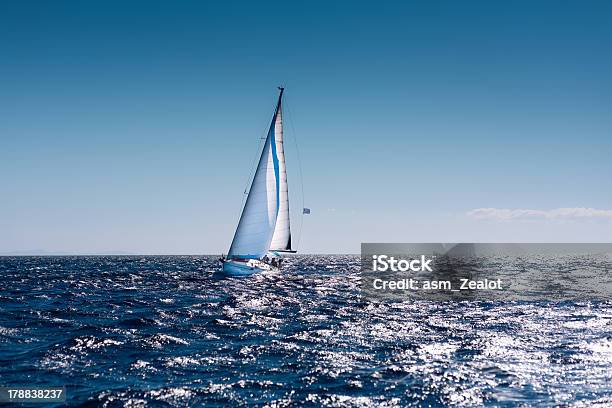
284, 93, 306, 251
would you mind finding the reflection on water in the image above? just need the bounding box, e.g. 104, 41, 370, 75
0, 255, 611, 406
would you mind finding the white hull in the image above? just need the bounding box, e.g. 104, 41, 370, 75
222, 259, 278, 276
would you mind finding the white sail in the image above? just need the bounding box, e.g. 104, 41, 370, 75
269, 99, 292, 251
227, 89, 289, 259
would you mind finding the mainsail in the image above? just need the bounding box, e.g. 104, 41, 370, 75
227, 88, 292, 259
268, 94, 292, 252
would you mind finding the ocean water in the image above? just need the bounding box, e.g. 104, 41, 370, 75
1, 255, 611, 407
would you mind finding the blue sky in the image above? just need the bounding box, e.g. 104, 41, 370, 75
1, 1, 611, 254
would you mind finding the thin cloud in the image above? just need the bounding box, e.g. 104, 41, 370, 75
467, 207, 612, 220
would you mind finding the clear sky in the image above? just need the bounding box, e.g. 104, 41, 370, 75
1, 1, 611, 254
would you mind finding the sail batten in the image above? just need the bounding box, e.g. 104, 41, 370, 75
227, 88, 291, 259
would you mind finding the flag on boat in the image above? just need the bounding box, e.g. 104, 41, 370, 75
303, 208, 311, 214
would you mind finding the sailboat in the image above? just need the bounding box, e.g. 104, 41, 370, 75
221, 87, 296, 275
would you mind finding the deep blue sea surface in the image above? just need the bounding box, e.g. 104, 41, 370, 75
1, 256, 611, 407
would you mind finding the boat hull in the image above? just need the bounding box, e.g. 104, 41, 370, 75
222, 259, 277, 276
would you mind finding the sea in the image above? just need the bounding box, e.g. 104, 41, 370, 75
1, 255, 611, 407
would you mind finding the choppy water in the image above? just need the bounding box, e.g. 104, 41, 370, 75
1, 256, 611, 407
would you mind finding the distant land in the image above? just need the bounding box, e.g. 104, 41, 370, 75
0, 250, 136, 256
